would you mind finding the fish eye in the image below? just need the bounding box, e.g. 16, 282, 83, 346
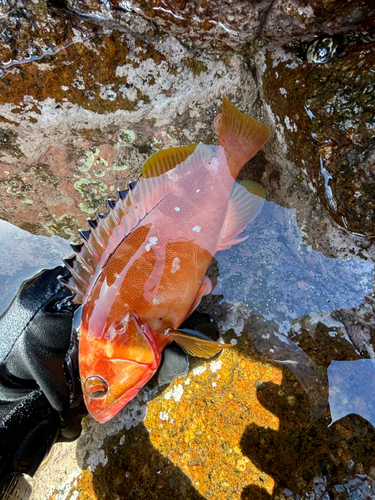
84, 375, 109, 399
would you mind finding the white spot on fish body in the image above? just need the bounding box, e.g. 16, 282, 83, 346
212, 382, 217, 387
192, 226, 201, 232
171, 257, 181, 273
175, 207, 180, 212
145, 236, 158, 252
196, 189, 200, 193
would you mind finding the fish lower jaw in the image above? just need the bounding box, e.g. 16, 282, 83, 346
87, 367, 158, 423
89, 387, 142, 423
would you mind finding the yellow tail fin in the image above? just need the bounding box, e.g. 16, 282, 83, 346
218, 96, 270, 179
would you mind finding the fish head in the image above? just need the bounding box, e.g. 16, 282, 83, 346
79, 310, 161, 423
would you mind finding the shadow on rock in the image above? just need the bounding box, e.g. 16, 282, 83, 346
241, 484, 272, 500
77, 422, 205, 500
239, 367, 375, 498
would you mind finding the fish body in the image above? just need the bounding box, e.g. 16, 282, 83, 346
62, 97, 270, 423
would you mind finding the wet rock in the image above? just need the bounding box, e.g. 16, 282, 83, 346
1, 1, 374, 62
337, 295, 375, 359
0, 21, 256, 239
262, 38, 375, 239
0, 1, 97, 73
29, 0, 375, 50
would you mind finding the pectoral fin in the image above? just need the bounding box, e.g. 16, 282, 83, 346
168, 328, 233, 359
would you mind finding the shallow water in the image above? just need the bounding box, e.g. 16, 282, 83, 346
214, 200, 373, 331
0, 219, 71, 316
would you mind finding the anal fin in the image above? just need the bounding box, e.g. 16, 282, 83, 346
168, 328, 233, 359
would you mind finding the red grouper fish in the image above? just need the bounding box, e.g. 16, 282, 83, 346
61, 97, 270, 423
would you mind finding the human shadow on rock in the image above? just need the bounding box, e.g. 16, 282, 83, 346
78, 422, 205, 500
239, 364, 375, 498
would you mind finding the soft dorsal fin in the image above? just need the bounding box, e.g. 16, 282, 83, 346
168, 328, 233, 359
60, 143, 215, 304
216, 179, 265, 251
142, 144, 197, 178
219, 96, 270, 179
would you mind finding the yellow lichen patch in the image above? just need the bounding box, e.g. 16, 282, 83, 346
145, 344, 282, 499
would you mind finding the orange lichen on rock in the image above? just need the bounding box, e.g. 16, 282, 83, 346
37, 336, 282, 500
144, 340, 282, 498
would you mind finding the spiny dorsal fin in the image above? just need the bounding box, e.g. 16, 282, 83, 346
219, 96, 270, 179
60, 143, 215, 304
216, 179, 265, 251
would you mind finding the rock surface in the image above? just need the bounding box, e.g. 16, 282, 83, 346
11, 0, 375, 51
262, 37, 375, 238
0, 1, 374, 499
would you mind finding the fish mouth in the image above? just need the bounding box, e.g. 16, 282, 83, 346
89, 384, 145, 423
86, 361, 158, 424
